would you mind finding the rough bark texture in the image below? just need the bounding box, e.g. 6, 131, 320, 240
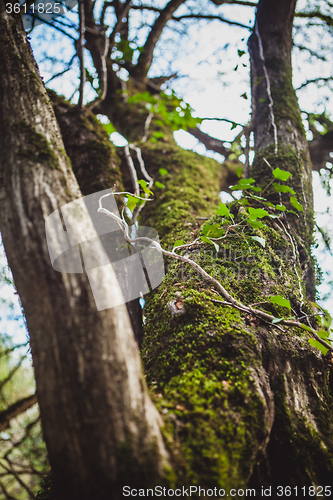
49, 90, 144, 345
248, 0, 315, 298
0, 5, 169, 499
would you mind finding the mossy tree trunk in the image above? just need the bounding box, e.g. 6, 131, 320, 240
0, 5, 169, 500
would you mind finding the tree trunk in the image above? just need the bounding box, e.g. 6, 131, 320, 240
0, 6, 169, 500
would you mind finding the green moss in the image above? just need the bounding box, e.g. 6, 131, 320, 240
17, 121, 60, 170
140, 153, 332, 486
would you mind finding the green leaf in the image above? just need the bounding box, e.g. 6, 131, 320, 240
238, 49, 245, 57
273, 183, 296, 194
103, 122, 116, 135
155, 181, 165, 189
300, 324, 313, 332
238, 178, 256, 185
174, 240, 184, 248
248, 207, 269, 219
240, 92, 248, 100
200, 236, 219, 253
317, 329, 330, 339
286, 210, 299, 216
216, 203, 230, 217
249, 195, 267, 201
248, 219, 264, 229
126, 195, 138, 212
275, 204, 286, 211
250, 186, 262, 192
159, 168, 168, 176
236, 167, 243, 178
308, 339, 328, 355
138, 179, 153, 196
250, 236, 266, 247
270, 295, 291, 310
265, 202, 275, 208
153, 131, 165, 139
272, 317, 285, 324
290, 196, 304, 212
272, 167, 292, 181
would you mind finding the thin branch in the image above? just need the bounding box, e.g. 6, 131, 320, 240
296, 77, 333, 91
45, 55, 75, 84
170, 13, 252, 29
108, 0, 131, 50
78, 0, 85, 109
33, 16, 76, 40
295, 11, 333, 27
0, 463, 35, 500
100, 1, 113, 27
0, 394, 38, 432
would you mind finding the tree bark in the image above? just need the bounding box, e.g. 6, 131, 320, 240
0, 5, 169, 499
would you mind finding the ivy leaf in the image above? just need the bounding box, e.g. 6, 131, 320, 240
203, 223, 223, 238
290, 196, 304, 212
272, 317, 285, 324
216, 203, 230, 217
238, 178, 256, 185
174, 240, 184, 248
300, 324, 313, 332
153, 131, 164, 139
159, 168, 168, 176
273, 183, 296, 194
248, 207, 269, 219
155, 181, 165, 189
200, 236, 219, 253
250, 236, 266, 247
270, 295, 291, 310
265, 202, 275, 208
276, 204, 286, 211
126, 195, 138, 212
238, 49, 245, 57
248, 219, 264, 229
236, 167, 243, 178
287, 210, 299, 216
308, 339, 328, 355
272, 167, 292, 181
103, 122, 116, 135
138, 179, 153, 196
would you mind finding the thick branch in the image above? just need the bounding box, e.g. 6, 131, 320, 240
133, 0, 186, 81
188, 126, 230, 156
